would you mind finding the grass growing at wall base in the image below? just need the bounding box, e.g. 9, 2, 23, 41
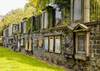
0, 47, 65, 71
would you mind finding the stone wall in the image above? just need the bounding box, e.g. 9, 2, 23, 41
88, 23, 100, 71
6, 23, 100, 71
90, 24, 100, 56
32, 30, 75, 69
32, 23, 100, 71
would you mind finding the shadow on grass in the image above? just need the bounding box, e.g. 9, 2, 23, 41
0, 47, 64, 71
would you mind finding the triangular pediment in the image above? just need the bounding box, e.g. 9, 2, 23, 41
73, 23, 88, 32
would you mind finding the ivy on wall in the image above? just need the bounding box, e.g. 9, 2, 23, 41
26, 18, 32, 33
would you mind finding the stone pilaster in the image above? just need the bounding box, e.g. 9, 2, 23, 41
83, 0, 90, 23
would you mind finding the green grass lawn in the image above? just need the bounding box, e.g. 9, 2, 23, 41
0, 47, 65, 71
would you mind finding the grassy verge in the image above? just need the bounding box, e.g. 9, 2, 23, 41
0, 47, 65, 71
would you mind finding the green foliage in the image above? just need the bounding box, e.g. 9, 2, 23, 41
1, 0, 100, 33
24, 3, 35, 18
3, 9, 24, 25
90, 0, 100, 21
26, 18, 32, 33
32, 16, 41, 32
27, 0, 50, 14
0, 2, 35, 33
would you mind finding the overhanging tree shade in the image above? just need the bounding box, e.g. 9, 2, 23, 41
37, 15, 41, 31
42, 6, 55, 29
49, 0, 70, 25
32, 16, 36, 32
31, 15, 41, 32
1, 0, 100, 32
36, 0, 70, 10
30, 0, 71, 26
40, 0, 70, 30
1, 0, 71, 33
47, 6, 55, 27
26, 18, 32, 33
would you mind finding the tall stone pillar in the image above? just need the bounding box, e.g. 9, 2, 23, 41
83, 0, 90, 23
71, 0, 74, 23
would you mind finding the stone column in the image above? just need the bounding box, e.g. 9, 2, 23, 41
83, 0, 90, 23
71, 0, 74, 23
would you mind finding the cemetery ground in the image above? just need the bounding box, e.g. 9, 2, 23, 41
0, 46, 66, 71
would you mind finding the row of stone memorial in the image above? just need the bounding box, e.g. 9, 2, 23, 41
2, 0, 100, 71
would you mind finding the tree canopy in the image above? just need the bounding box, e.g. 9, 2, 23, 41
0, 0, 100, 34
0, 2, 35, 33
